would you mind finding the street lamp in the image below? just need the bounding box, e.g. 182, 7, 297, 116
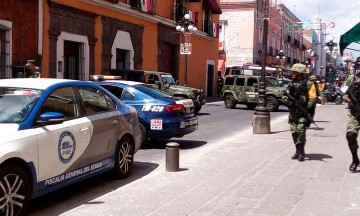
305, 61, 311, 74
320, 65, 324, 79
324, 36, 338, 54
276, 50, 285, 78
343, 57, 351, 75
176, 13, 197, 87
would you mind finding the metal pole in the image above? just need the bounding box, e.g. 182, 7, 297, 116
166, 142, 179, 172
253, 0, 270, 134
184, 54, 188, 87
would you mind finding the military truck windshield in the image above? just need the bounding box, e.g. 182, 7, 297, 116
265, 77, 281, 87
161, 74, 176, 84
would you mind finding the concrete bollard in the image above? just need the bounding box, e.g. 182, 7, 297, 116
166, 142, 179, 172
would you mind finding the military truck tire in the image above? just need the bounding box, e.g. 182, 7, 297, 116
194, 102, 202, 114
246, 104, 257, 110
266, 96, 279, 112
224, 94, 236, 109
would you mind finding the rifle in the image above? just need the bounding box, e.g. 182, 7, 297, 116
346, 81, 360, 118
283, 90, 320, 129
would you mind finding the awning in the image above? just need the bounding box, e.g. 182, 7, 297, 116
218, 59, 225, 72
340, 22, 360, 56
203, 0, 222, 14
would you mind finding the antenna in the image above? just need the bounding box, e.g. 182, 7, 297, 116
293, 4, 296, 15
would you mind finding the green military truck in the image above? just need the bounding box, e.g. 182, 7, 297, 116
222, 74, 286, 112
110, 69, 205, 113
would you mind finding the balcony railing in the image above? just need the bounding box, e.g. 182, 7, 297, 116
129, 0, 156, 14
174, 4, 198, 23
203, 20, 219, 38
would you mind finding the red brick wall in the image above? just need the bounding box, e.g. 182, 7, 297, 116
0, 0, 38, 66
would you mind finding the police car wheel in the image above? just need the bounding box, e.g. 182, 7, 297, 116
224, 95, 236, 109
0, 165, 31, 216
113, 136, 134, 179
266, 96, 279, 112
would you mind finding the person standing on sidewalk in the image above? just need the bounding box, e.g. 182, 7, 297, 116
283, 63, 309, 161
25, 60, 41, 78
306, 75, 320, 125
344, 61, 360, 172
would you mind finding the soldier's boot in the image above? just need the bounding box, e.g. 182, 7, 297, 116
350, 150, 360, 172
291, 144, 300, 159
346, 132, 359, 172
298, 143, 305, 162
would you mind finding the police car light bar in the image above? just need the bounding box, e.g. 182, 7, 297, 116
90, 75, 122, 81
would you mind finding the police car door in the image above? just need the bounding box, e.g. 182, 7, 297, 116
36, 86, 92, 189
77, 86, 118, 167
246, 77, 258, 102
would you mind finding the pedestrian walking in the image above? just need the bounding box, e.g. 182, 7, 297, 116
283, 63, 309, 161
306, 75, 320, 124
25, 60, 41, 78
344, 58, 360, 172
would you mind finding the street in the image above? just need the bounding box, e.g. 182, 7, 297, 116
27, 99, 289, 215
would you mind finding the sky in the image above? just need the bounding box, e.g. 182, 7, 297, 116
278, 0, 360, 59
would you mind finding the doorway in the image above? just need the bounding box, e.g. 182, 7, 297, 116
64, 41, 80, 80
207, 64, 214, 97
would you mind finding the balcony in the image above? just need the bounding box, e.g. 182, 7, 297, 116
174, 4, 198, 23
203, 20, 219, 38
129, 0, 156, 14
284, 34, 291, 44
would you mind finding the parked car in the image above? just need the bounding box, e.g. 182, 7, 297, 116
109, 69, 205, 114
0, 78, 142, 215
222, 75, 286, 111
91, 75, 198, 147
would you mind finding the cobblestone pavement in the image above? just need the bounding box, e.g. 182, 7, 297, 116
54, 103, 360, 216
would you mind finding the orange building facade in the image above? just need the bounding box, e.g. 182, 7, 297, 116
38, 0, 221, 96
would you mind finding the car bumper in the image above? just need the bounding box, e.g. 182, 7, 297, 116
147, 116, 198, 139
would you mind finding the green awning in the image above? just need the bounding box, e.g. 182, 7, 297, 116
340, 22, 360, 56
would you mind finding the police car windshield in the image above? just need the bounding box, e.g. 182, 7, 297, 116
0, 87, 43, 123
160, 74, 176, 84
133, 84, 173, 99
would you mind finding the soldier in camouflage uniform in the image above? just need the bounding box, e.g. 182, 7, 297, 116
25, 60, 41, 78
283, 63, 308, 161
344, 66, 360, 172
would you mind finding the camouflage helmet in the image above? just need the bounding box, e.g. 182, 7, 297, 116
290, 63, 307, 74
309, 75, 317, 81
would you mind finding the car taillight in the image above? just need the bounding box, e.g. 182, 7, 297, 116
166, 104, 184, 112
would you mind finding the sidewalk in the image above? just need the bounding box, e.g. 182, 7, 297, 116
63, 103, 358, 216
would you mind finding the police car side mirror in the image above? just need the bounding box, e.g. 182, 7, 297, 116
37, 112, 65, 126
165, 83, 170, 88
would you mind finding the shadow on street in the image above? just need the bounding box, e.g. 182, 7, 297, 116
27, 161, 159, 216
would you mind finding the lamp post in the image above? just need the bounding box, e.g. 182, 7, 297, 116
276, 50, 285, 79
319, 65, 324, 80
304, 60, 311, 74
176, 14, 197, 87
344, 57, 351, 75
253, 0, 270, 134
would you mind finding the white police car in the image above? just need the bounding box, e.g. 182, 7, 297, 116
0, 78, 142, 215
